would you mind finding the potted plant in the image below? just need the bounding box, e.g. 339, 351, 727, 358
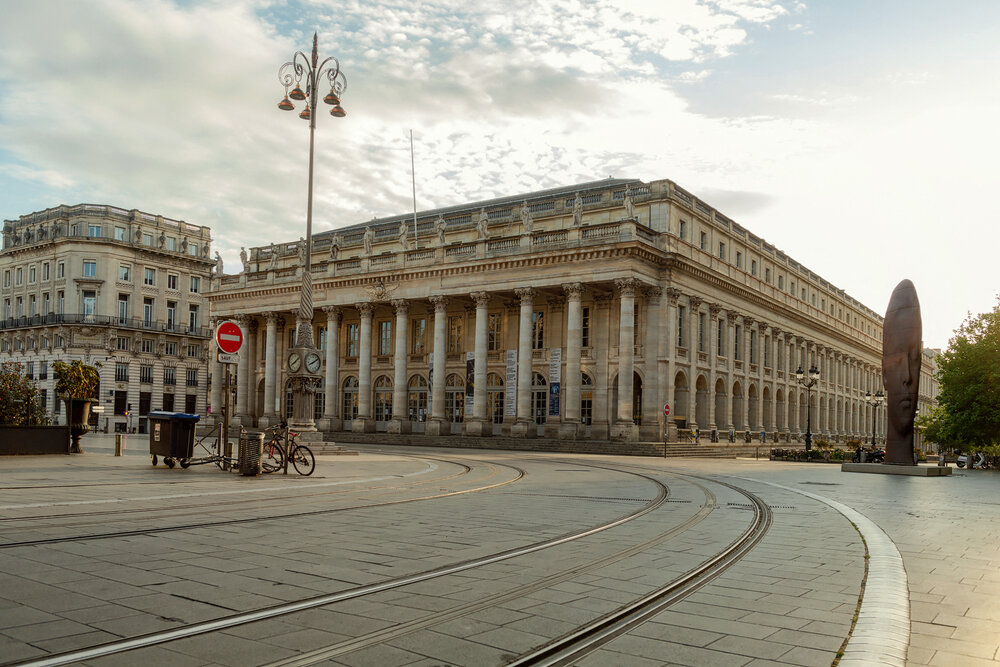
53, 360, 101, 453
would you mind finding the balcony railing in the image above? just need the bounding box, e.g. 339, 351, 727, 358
0, 313, 210, 337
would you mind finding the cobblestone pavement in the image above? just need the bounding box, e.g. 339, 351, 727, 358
0, 440, 996, 666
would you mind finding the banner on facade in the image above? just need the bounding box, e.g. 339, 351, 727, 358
504, 350, 517, 416
548, 347, 562, 416
466, 352, 475, 398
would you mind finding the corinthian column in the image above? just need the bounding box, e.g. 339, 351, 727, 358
209, 318, 223, 425
612, 278, 639, 441
319, 306, 341, 431
259, 312, 280, 427
352, 302, 375, 433
388, 299, 411, 434
560, 283, 583, 440
465, 291, 491, 436
425, 296, 449, 437
235, 314, 251, 426
511, 287, 535, 438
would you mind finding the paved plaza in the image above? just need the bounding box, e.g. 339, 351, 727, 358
1, 435, 998, 666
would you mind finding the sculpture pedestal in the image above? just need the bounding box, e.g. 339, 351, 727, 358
841, 463, 952, 477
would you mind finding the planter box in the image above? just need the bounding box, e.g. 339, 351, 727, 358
0, 426, 71, 455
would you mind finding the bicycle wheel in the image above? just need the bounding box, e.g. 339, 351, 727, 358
261, 439, 284, 473
290, 445, 315, 476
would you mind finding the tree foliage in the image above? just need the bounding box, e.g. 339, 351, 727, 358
0, 361, 47, 425
52, 360, 102, 399
935, 300, 1000, 447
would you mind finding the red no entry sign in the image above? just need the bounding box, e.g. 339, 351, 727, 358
663, 403, 671, 417
216, 321, 243, 354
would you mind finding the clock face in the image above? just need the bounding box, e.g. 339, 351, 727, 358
305, 351, 322, 374
287, 351, 301, 372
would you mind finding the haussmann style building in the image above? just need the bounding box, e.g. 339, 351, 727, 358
204, 177, 933, 450
0, 204, 215, 433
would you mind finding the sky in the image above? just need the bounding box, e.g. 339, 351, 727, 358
1, 0, 997, 351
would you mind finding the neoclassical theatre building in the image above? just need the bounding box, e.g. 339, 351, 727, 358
208, 177, 923, 445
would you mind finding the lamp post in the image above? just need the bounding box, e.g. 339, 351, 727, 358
864, 390, 885, 447
275, 33, 347, 431
795, 364, 820, 451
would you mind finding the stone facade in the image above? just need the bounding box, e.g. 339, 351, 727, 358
0, 204, 215, 433
207, 177, 934, 446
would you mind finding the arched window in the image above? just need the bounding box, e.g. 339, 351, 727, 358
531, 372, 547, 425
581, 372, 594, 425
445, 373, 465, 423
408, 375, 428, 422
373, 375, 393, 421
487, 373, 504, 424
342, 376, 359, 420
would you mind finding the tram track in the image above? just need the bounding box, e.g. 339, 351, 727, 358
10, 461, 674, 667
0, 457, 522, 549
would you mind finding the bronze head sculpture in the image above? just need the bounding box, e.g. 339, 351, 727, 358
882, 279, 922, 465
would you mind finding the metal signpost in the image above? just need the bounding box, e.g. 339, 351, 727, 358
215, 321, 243, 466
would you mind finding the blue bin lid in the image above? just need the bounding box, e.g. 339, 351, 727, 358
148, 411, 201, 421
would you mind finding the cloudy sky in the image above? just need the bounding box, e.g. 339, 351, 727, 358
1, 0, 996, 350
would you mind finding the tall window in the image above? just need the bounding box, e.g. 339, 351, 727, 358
141, 339, 154, 354
346, 323, 359, 357
445, 374, 465, 422
167, 274, 178, 290
717, 318, 725, 356
57, 290, 64, 314
408, 375, 428, 422
117, 336, 130, 351
378, 321, 392, 355
115, 363, 129, 382
751, 259, 757, 276
342, 376, 359, 419
410, 318, 426, 354
317, 326, 327, 352
140, 365, 153, 383
57, 262, 64, 278
698, 313, 706, 353
28, 266, 36, 283
189, 276, 200, 293
163, 367, 176, 385
114, 226, 126, 241
764, 335, 770, 367
186, 369, 198, 387
118, 294, 129, 324
83, 291, 97, 321
373, 376, 392, 421
118, 264, 131, 282
144, 268, 155, 285
166, 301, 177, 330
531, 311, 544, 349
42, 293, 49, 315
143, 298, 154, 327
42, 263, 50, 281
531, 373, 547, 424
188, 304, 199, 330
487, 373, 504, 424
581, 307, 591, 348
699, 232, 707, 250
447, 315, 464, 353
487, 313, 503, 352
718, 242, 725, 259
734, 324, 741, 360
83, 260, 96, 277
581, 373, 594, 425
736, 251, 742, 269
679, 220, 687, 240
677, 305, 686, 347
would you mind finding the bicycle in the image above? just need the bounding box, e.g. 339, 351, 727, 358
261, 422, 315, 476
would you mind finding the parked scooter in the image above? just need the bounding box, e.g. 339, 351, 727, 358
957, 452, 987, 469
868, 448, 885, 463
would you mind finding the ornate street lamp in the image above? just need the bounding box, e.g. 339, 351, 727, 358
795, 364, 820, 451
864, 390, 886, 447
276, 33, 347, 431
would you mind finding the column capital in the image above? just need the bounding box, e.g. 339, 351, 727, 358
547, 295, 567, 310
469, 291, 490, 308
262, 311, 281, 325
429, 294, 449, 312
514, 287, 535, 303
614, 277, 640, 297
594, 293, 614, 309
743, 316, 755, 328
665, 287, 682, 305
391, 299, 410, 316
757, 321, 769, 335
708, 302, 723, 317
561, 282, 584, 301
235, 313, 251, 327
321, 305, 341, 317
772, 327, 783, 338
688, 295, 703, 310
643, 285, 662, 301
726, 311, 738, 325
355, 302, 374, 318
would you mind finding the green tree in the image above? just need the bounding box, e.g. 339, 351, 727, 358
0, 361, 47, 425
935, 300, 1000, 447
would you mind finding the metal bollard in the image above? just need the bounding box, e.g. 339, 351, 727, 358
114, 433, 123, 456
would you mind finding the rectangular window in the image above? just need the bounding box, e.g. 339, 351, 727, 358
765, 267, 771, 283
165, 342, 178, 356
114, 226, 127, 241
188, 305, 199, 330
411, 318, 426, 354
115, 362, 129, 382
749, 331, 756, 364
698, 313, 706, 353
764, 335, 771, 367
16, 268, 22, 285
117, 336, 130, 351
2, 270, 8, 287
186, 369, 198, 387
317, 327, 327, 352
118, 264, 131, 282
378, 320, 392, 355
167, 274, 178, 290
163, 367, 176, 385
734, 324, 741, 360
166, 301, 176, 329
699, 232, 707, 250
346, 323, 359, 357
718, 242, 725, 259
42, 293, 49, 315
143, 233, 153, 246
29, 266, 36, 283
717, 318, 725, 356
802, 287, 807, 300
83, 291, 96, 320
42, 262, 50, 281
83, 260, 96, 277
751, 259, 757, 276
29, 295, 36, 317
778, 275, 784, 290
57, 290, 64, 314
187, 344, 200, 357
26, 362, 34, 379
143, 298, 154, 326
531, 311, 544, 350
487, 313, 503, 352
141, 339, 154, 354
57, 262, 65, 278
89, 224, 102, 237
679, 220, 687, 240
16, 297, 22, 318
448, 315, 464, 353
736, 251, 742, 269
144, 268, 155, 286
39, 362, 47, 380
165, 237, 176, 251
582, 307, 591, 348
677, 305, 685, 347
189, 276, 200, 293
118, 294, 129, 324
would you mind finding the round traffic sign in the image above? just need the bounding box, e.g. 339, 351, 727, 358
663, 403, 670, 417
216, 321, 243, 354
